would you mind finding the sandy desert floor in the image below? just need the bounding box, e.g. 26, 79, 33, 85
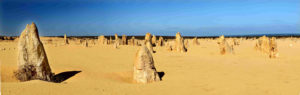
1, 38, 300, 95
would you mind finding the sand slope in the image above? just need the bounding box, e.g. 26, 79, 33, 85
2, 38, 300, 95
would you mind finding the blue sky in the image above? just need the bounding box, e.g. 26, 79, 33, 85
1, 0, 300, 36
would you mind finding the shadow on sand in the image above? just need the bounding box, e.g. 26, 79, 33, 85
158, 71, 165, 81
51, 71, 81, 83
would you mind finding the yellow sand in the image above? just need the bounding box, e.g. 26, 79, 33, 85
1, 38, 300, 95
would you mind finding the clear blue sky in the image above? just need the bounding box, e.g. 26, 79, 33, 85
1, 0, 299, 36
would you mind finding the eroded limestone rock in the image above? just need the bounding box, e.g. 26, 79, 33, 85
157, 36, 164, 47
133, 45, 160, 83
146, 41, 153, 53
255, 36, 279, 58
114, 34, 120, 48
217, 35, 234, 55
193, 37, 199, 45
175, 32, 187, 52
129, 36, 136, 46
98, 35, 107, 45
64, 34, 69, 45
122, 35, 127, 45
152, 35, 157, 45
15, 22, 53, 81
145, 33, 151, 43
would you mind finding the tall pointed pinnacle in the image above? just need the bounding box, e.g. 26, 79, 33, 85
15, 22, 53, 81
29, 22, 41, 41
133, 45, 160, 83
30, 22, 37, 33
25, 24, 30, 30
175, 32, 187, 52
64, 34, 69, 45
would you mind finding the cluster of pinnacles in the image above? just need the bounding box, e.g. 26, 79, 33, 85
15, 23, 281, 84
128, 36, 137, 46
98, 35, 108, 45
62, 31, 189, 55
255, 36, 279, 58
13, 22, 282, 85
217, 35, 234, 55
164, 32, 188, 52
1, 36, 14, 40
14, 23, 162, 84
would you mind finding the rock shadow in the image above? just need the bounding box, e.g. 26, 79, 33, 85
153, 51, 156, 53
51, 71, 81, 83
157, 71, 165, 81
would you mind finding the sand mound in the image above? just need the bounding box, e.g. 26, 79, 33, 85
1, 67, 19, 82
102, 71, 133, 83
